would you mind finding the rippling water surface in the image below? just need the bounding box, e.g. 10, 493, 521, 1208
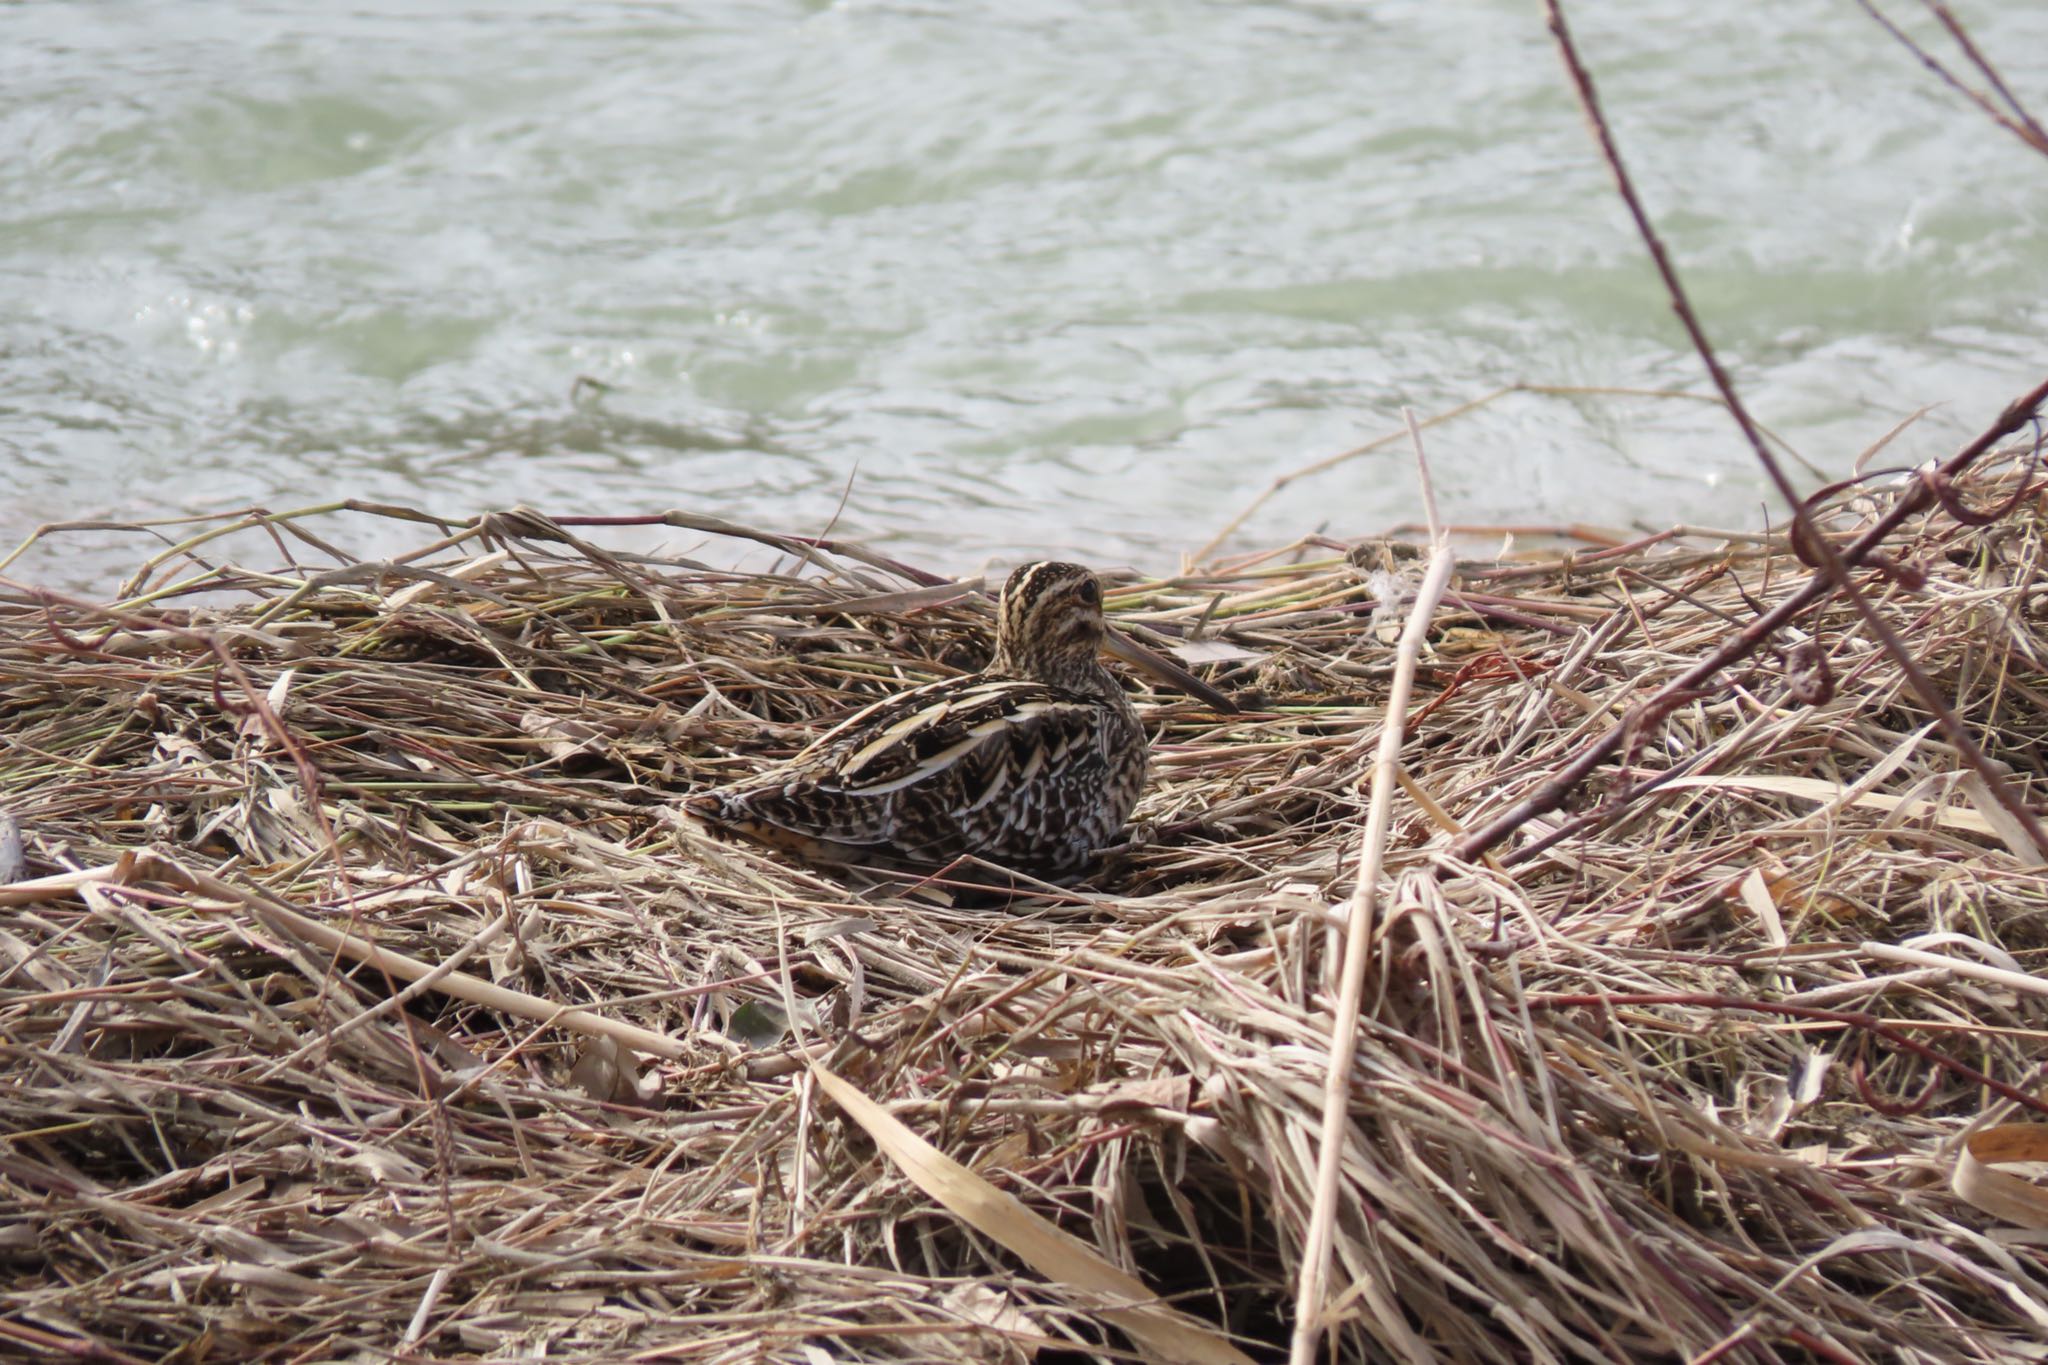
5, 2, 2046, 588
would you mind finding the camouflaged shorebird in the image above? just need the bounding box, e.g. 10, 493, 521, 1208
688, 561, 1230, 878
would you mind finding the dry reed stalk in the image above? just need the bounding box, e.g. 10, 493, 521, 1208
1, 452, 2047, 1360
1292, 411, 1457, 1365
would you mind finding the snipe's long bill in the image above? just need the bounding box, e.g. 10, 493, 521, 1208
687, 561, 1234, 878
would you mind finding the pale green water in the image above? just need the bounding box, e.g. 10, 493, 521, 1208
5, 2, 2046, 588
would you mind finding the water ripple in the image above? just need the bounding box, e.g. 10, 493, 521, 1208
3, 0, 2045, 589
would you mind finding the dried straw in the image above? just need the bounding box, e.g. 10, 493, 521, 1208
3, 451, 2047, 1362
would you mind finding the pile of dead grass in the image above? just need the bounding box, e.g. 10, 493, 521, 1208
2, 462, 2046, 1362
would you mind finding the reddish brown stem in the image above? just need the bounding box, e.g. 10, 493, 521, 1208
1853, 0, 2048, 158
1527, 991, 2048, 1118
1450, 2, 2048, 867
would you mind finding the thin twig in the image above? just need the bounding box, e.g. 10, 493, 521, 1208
1852, 0, 2048, 157
1453, 0, 2048, 866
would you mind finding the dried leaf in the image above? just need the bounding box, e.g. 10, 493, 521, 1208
518, 709, 609, 762
727, 999, 790, 1049
1953, 1124, 2048, 1229
813, 1065, 1253, 1365
1170, 639, 1266, 666
0, 809, 24, 885
939, 1281, 1042, 1361
570, 1036, 642, 1105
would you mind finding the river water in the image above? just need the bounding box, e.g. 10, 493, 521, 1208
5, 1, 2046, 591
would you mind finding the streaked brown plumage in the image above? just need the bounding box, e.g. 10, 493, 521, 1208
688, 561, 1220, 878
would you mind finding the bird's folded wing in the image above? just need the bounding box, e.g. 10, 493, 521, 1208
819, 679, 1108, 798
690, 675, 1119, 863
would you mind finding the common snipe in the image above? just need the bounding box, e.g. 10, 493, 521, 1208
687, 561, 1232, 878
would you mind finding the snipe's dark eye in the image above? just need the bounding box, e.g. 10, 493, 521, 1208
1076, 578, 1100, 606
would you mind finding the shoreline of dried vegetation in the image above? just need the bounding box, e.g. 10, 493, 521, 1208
3, 450, 2048, 1363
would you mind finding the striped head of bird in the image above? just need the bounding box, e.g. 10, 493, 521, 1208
991, 560, 1240, 713
988, 561, 1118, 697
